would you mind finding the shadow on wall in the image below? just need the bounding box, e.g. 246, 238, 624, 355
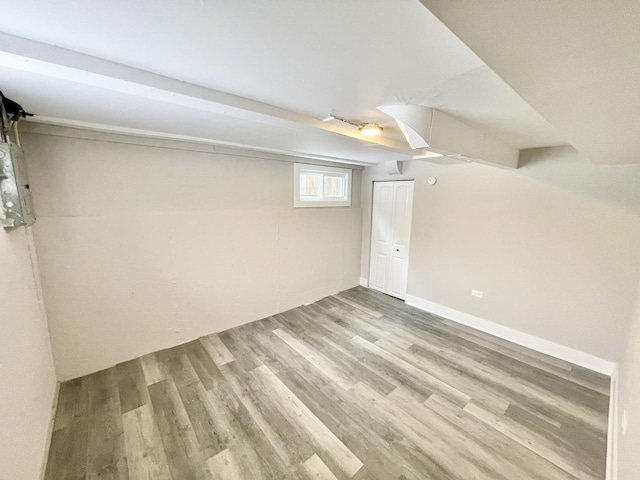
517, 146, 640, 215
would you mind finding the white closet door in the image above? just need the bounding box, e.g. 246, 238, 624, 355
369, 182, 394, 293
369, 181, 414, 299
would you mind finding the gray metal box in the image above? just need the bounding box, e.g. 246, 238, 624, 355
1, 142, 35, 228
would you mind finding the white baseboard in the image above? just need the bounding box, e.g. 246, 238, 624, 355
404, 293, 617, 478
359, 277, 368, 288
404, 294, 616, 376
606, 365, 619, 480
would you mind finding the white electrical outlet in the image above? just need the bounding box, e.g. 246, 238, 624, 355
622, 409, 628, 436
471, 289, 483, 298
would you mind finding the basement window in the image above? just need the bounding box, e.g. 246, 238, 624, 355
294, 163, 352, 207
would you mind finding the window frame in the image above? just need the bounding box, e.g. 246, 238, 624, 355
294, 163, 352, 208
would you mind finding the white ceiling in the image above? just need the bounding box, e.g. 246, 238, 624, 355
0, 0, 564, 165
420, 0, 640, 165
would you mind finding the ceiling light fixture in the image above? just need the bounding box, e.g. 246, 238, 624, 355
321, 113, 383, 137
358, 124, 383, 137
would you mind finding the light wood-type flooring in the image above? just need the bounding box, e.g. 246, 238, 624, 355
45, 286, 610, 479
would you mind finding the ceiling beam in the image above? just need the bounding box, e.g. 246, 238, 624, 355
22, 117, 373, 167
0, 32, 413, 155
379, 104, 519, 168
418, 0, 640, 165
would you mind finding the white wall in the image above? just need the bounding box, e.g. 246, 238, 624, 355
361, 146, 640, 362
21, 127, 363, 380
617, 279, 640, 479
0, 226, 57, 479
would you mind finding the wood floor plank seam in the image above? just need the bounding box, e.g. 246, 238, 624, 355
44, 286, 609, 480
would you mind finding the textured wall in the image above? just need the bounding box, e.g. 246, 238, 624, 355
22, 129, 362, 380
0, 226, 57, 479
361, 146, 640, 362
617, 280, 640, 479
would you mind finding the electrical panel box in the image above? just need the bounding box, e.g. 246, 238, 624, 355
0, 141, 34, 228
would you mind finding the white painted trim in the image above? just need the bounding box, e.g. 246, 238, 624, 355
606, 365, 619, 480
24, 117, 371, 167
404, 294, 616, 376
359, 277, 368, 288
293, 163, 352, 208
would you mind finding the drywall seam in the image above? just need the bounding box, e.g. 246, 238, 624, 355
405, 294, 616, 375
25, 227, 49, 330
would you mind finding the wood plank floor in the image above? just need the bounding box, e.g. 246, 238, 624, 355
45, 286, 610, 479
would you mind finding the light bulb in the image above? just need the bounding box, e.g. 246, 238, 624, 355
359, 124, 383, 137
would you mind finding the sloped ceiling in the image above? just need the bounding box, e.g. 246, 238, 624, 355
419, 0, 640, 165
0, 0, 564, 165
